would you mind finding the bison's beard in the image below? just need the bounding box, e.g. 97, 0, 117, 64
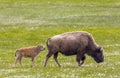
94, 58, 103, 63
92, 55, 104, 63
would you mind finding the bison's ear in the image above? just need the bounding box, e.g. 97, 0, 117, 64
97, 46, 103, 52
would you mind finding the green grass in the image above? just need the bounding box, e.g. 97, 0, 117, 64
0, 0, 120, 78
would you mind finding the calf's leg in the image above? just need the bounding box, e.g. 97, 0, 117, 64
14, 56, 19, 67
14, 55, 22, 67
31, 57, 35, 67
19, 56, 22, 66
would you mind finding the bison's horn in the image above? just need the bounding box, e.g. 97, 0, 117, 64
100, 47, 103, 52
98, 47, 103, 52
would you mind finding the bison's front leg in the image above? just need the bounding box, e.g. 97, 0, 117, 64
80, 56, 86, 65
76, 55, 81, 67
76, 52, 85, 67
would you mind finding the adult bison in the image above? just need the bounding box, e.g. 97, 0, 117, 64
44, 31, 104, 67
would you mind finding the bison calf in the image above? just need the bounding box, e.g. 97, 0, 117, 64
44, 31, 104, 67
14, 45, 45, 67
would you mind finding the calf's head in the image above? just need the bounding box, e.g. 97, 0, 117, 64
37, 45, 45, 51
92, 46, 104, 63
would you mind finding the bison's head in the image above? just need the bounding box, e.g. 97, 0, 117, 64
92, 46, 104, 63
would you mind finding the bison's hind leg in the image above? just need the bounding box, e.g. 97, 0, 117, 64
44, 52, 53, 67
54, 52, 61, 68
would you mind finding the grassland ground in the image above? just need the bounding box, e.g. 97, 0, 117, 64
0, 0, 120, 78
0, 27, 120, 78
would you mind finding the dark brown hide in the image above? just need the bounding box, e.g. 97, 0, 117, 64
44, 31, 104, 67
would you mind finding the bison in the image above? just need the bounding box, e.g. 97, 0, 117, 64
14, 45, 45, 67
44, 31, 104, 67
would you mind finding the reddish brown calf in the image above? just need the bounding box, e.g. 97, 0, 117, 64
14, 45, 45, 67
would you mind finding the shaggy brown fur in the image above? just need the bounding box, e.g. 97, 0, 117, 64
44, 31, 104, 67
14, 45, 45, 67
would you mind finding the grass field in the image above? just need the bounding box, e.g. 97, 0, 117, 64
0, 0, 120, 78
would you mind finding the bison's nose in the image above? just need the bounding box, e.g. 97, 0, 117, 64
101, 56, 104, 62
98, 59, 104, 63
101, 59, 104, 62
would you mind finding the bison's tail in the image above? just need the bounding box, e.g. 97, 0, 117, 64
46, 38, 50, 47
